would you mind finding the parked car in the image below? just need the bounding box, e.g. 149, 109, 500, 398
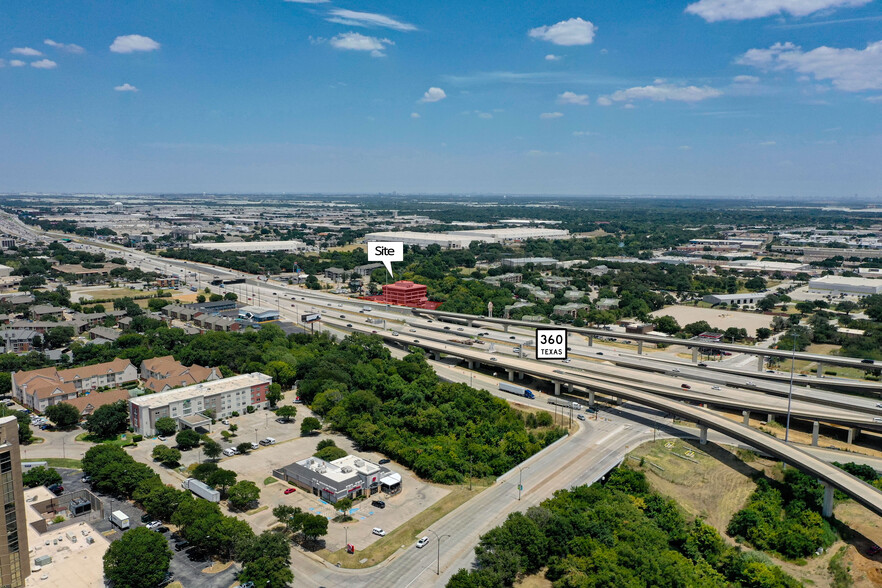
146, 521, 162, 530
697, 363, 708, 367
157, 436, 166, 442
154, 526, 169, 534
577, 414, 586, 421
416, 537, 429, 548
141, 513, 153, 523
371, 500, 386, 509
47, 484, 63, 496
378, 459, 390, 465
711, 386, 721, 391
250, 442, 259, 450
867, 544, 880, 556
174, 540, 189, 551
372, 528, 386, 537
563, 358, 572, 363
284, 488, 296, 495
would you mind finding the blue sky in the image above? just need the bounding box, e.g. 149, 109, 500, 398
1, 0, 881, 197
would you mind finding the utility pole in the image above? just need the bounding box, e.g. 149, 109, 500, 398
518, 466, 529, 501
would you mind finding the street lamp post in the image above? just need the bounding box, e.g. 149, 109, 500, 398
518, 466, 529, 501
426, 529, 450, 575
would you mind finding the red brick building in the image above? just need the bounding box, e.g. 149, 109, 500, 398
362, 280, 441, 309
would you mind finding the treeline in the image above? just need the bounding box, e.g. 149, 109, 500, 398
448, 468, 799, 588
727, 470, 836, 560
296, 333, 567, 483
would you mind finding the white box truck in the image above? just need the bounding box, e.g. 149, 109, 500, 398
110, 510, 130, 530
498, 383, 536, 399
547, 398, 583, 411
181, 478, 221, 502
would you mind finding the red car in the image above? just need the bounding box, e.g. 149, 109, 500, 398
868, 544, 880, 556
681, 384, 691, 390
284, 488, 296, 495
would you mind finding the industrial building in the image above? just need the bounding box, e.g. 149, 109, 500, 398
453, 227, 570, 243
190, 240, 306, 252
365, 231, 477, 250
237, 305, 280, 322
501, 257, 558, 268
808, 276, 882, 297
365, 227, 570, 250
273, 454, 401, 503
721, 260, 811, 276
0, 416, 29, 588
128, 373, 272, 436
702, 292, 769, 306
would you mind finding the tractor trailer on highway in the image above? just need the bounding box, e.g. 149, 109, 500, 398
181, 478, 221, 502
547, 398, 583, 410
498, 383, 536, 399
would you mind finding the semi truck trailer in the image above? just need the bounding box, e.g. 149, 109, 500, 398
181, 478, 221, 502
498, 383, 536, 399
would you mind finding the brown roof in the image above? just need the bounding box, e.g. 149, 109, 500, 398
58, 358, 133, 381
64, 389, 131, 415
13, 366, 60, 388
29, 380, 78, 401
141, 356, 218, 392
140, 355, 180, 376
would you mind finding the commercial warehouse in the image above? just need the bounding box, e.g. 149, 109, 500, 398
273, 454, 401, 503
365, 227, 570, 250
808, 276, 882, 297
128, 373, 272, 436
702, 292, 768, 306
190, 240, 306, 252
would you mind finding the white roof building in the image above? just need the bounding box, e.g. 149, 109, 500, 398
808, 276, 882, 297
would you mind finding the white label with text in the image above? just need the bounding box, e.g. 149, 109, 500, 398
536, 328, 568, 360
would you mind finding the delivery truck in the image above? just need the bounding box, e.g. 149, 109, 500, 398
498, 383, 536, 399
547, 398, 583, 411
181, 478, 221, 502
110, 510, 130, 530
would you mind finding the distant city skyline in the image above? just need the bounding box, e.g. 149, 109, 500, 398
1, 0, 881, 197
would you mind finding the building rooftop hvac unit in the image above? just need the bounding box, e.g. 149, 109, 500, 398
354, 460, 364, 467
341, 467, 353, 473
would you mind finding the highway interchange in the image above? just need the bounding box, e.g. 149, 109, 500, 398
3, 212, 882, 586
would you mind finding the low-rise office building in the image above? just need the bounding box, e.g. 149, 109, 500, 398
238, 306, 280, 322
808, 275, 882, 297
128, 373, 272, 436
702, 292, 768, 306
273, 454, 401, 503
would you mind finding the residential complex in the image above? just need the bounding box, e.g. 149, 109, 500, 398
11, 359, 139, 412
128, 373, 272, 436
140, 355, 221, 394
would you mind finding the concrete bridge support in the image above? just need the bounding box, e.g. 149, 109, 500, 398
588, 390, 595, 408
812, 421, 820, 446
467, 360, 474, 369
767, 414, 775, 424
587, 335, 593, 347
692, 348, 699, 363
817, 362, 825, 377
554, 381, 561, 396
615, 397, 624, 405
504, 324, 509, 333
507, 369, 515, 382
518, 371, 525, 381
567, 383, 574, 393
699, 425, 708, 446
467, 319, 474, 328
433, 351, 441, 361
757, 355, 765, 371
822, 483, 834, 518
637, 341, 644, 355
847, 427, 860, 445
742, 411, 750, 426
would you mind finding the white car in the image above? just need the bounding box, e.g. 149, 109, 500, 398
221, 419, 230, 425
577, 414, 586, 421
563, 359, 572, 363
672, 368, 680, 373
145, 521, 162, 530
711, 386, 721, 391
416, 537, 429, 548
372, 528, 386, 537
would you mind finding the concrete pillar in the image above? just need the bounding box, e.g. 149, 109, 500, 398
467, 320, 473, 327
554, 381, 561, 396
467, 360, 474, 369
822, 483, 834, 518
816, 362, 825, 377
615, 397, 623, 405
587, 335, 593, 347
742, 410, 750, 426
812, 421, 820, 446
699, 425, 708, 445
504, 324, 509, 333
847, 427, 860, 445
757, 355, 765, 371
518, 371, 524, 381
588, 390, 595, 408
691, 347, 699, 362
567, 383, 574, 393
637, 341, 644, 355
507, 369, 514, 382
433, 351, 441, 361
767, 414, 775, 424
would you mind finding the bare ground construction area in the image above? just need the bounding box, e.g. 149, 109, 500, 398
651, 304, 775, 332
627, 440, 882, 587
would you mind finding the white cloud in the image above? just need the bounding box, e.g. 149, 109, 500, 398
110, 35, 160, 54
326, 9, 417, 32
545, 54, 562, 61
685, 0, 871, 22
477, 111, 493, 119
760, 140, 777, 145
9, 60, 25, 67
866, 95, 882, 102
419, 87, 447, 103
11, 47, 42, 56
329, 32, 394, 57
410, 112, 421, 119
600, 81, 723, 104
529, 18, 597, 46
540, 112, 564, 119
679, 145, 693, 150
558, 91, 589, 105
0, 59, 4, 68
114, 83, 138, 92
623, 103, 637, 109
30, 59, 57, 69
44, 39, 85, 54
733, 74, 760, 83
737, 41, 882, 91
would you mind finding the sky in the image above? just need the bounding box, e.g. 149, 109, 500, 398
1, 0, 881, 197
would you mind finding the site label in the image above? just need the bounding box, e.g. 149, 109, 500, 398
536, 328, 568, 360
368, 241, 404, 276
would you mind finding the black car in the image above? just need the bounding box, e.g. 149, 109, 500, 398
697, 362, 708, 367
862, 359, 875, 364
174, 540, 190, 551
378, 458, 390, 465
47, 484, 63, 496
371, 500, 386, 509
141, 513, 153, 523
154, 526, 170, 534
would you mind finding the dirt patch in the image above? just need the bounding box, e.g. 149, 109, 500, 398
202, 561, 233, 574
834, 501, 882, 587
516, 569, 553, 588
650, 304, 774, 332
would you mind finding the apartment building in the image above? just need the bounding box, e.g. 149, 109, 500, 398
140, 355, 221, 393
11, 359, 139, 411
128, 373, 272, 436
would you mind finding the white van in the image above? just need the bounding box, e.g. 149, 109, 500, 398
262, 437, 276, 445
222, 448, 238, 457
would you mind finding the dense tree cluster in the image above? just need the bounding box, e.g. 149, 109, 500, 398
449, 468, 799, 588
22, 465, 62, 488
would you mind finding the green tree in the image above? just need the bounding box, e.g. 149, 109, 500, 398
0, 372, 10, 395
203, 439, 222, 461
45, 326, 75, 349
207, 468, 237, 494
154, 416, 177, 437
652, 315, 681, 335
272, 505, 299, 533
238, 556, 294, 588
236, 442, 252, 455
175, 429, 201, 450
103, 527, 172, 588
227, 480, 261, 511
83, 400, 129, 439
266, 383, 283, 407
300, 513, 328, 542
314, 444, 347, 462
151, 445, 182, 467
300, 416, 320, 436
276, 405, 297, 422
223, 292, 238, 301
44, 402, 81, 429
756, 327, 772, 341
335, 497, 353, 517
22, 466, 62, 488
